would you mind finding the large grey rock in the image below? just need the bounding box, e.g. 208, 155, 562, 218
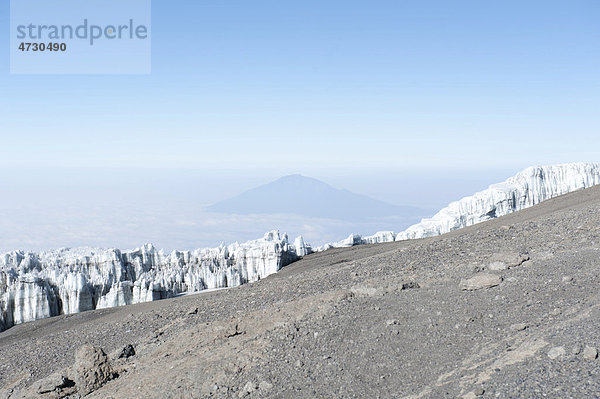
33, 372, 76, 397
460, 274, 503, 291
74, 345, 115, 395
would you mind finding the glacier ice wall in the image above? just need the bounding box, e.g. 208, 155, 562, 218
396, 163, 600, 240
315, 163, 600, 249
314, 231, 397, 251
0, 231, 310, 332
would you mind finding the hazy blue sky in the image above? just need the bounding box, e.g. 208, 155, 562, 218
1, 0, 598, 171
0, 1, 598, 251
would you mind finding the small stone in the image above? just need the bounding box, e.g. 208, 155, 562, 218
244, 381, 257, 392
488, 261, 508, 271
474, 386, 485, 396
571, 345, 582, 355
562, 276, 573, 283
470, 263, 484, 273
460, 274, 503, 291
547, 346, 566, 360
258, 381, 273, 391
210, 383, 219, 393
509, 323, 528, 332
401, 281, 420, 290
386, 319, 399, 326
118, 344, 136, 359
583, 346, 598, 360
188, 307, 199, 315
238, 381, 257, 397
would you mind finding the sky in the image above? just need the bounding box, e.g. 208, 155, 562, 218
0, 0, 598, 251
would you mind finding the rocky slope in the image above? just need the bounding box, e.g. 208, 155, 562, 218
2, 184, 600, 398
0, 232, 310, 332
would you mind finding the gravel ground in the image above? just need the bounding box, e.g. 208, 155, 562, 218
2, 186, 600, 398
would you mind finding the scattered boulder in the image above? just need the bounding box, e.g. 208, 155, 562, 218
550, 308, 561, 316
488, 261, 509, 271
118, 344, 136, 359
74, 345, 116, 395
224, 323, 245, 338
562, 276, 573, 283
258, 381, 273, 392
34, 373, 75, 397
401, 281, 420, 290
238, 381, 258, 397
350, 286, 379, 297
487, 252, 529, 271
547, 346, 566, 360
509, 323, 528, 332
583, 346, 598, 361
460, 274, 503, 291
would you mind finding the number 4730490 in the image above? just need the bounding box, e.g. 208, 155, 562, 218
18, 43, 67, 52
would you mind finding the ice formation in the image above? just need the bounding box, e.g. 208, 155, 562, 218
0, 231, 310, 332
314, 231, 397, 251
396, 163, 600, 240
317, 163, 600, 247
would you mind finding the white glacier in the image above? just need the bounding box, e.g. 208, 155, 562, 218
396, 163, 600, 240
314, 163, 600, 248
0, 231, 311, 332
314, 231, 397, 251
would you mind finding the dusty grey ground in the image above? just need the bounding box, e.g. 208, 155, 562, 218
2, 185, 600, 398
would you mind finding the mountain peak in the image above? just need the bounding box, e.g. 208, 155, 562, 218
206, 175, 426, 221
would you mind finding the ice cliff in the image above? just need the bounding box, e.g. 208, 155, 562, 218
314, 231, 397, 251
0, 231, 311, 332
318, 163, 600, 248
396, 163, 600, 240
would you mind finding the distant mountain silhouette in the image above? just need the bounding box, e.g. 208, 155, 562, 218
206, 174, 428, 221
